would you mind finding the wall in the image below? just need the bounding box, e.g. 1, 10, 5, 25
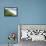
0, 0, 19, 44
20, 0, 46, 24
0, 0, 46, 44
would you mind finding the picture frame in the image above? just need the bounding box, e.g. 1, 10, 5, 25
4, 7, 18, 16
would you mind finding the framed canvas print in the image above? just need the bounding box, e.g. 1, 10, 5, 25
4, 7, 18, 16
